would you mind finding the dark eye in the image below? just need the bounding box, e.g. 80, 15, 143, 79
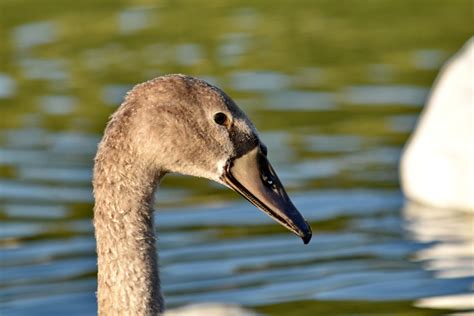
214, 112, 228, 125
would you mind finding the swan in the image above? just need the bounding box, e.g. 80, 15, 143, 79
401, 38, 474, 311
400, 38, 474, 211
93, 74, 312, 315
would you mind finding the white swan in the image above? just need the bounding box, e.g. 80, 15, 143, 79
93, 74, 312, 315
400, 37, 474, 211
401, 38, 474, 312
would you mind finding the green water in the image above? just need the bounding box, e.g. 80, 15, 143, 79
0, 1, 472, 315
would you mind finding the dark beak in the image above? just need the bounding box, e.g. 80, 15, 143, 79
220, 146, 312, 244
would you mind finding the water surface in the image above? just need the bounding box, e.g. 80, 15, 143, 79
0, 1, 472, 315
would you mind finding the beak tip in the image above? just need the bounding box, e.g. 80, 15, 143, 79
300, 221, 312, 245
301, 232, 312, 245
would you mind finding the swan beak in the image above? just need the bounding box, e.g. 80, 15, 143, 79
220, 146, 312, 244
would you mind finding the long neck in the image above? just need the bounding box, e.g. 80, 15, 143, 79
93, 145, 164, 315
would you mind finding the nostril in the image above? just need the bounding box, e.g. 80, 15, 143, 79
257, 152, 277, 189
261, 172, 277, 190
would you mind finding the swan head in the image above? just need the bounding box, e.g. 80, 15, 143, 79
112, 74, 312, 244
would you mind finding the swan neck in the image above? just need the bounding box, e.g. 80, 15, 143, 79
93, 149, 164, 315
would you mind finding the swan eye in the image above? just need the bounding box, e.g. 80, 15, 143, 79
214, 112, 228, 126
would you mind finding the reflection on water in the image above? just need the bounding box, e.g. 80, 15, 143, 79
343, 85, 428, 106
403, 202, 474, 311
413, 50, 445, 70
231, 71, 290, 92
266, 90, 335, 111
0, 0, 472, 315
0, 74, 16, 99
13, 21, 57, 52
118, 6, 153, 35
